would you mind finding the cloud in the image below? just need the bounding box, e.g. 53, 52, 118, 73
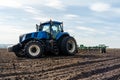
0, 0, 22, 8
66, 29, 75, 33
90, 2, 110, 12
75, 26, 108, 36
77, 26, 96, 32
111, 8, 120, 14
0, 25, 33, 34
63, 14, 79, 21
33, 17, 50, 22
0, 25, 33, 44
24, 6, 40, 14
0, 16, 15, 20
65, 14, 78, 18
45, 0, 65, 10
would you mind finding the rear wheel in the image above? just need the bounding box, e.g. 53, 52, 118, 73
24, 41, 44, 58
61, 36, 77, 55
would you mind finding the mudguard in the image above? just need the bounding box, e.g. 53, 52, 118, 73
56, 32, 69, 40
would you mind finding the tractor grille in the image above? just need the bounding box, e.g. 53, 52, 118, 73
26, 33, 32, 39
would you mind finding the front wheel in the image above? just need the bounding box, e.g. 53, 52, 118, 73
24, 41, 44, 58
61, 36, 77, 55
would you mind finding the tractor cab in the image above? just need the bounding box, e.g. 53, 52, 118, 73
36, 20, 63, 39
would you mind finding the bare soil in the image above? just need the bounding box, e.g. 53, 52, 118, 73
0, 49, 120, 80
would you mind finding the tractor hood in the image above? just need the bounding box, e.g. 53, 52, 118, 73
19, 31, 49, 43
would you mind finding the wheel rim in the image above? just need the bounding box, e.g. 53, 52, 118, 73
29, 45, 40, 56
67, 39, 75, 53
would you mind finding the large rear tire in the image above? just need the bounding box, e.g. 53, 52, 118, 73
24, 41, 44, 58
61, 36, 77, 55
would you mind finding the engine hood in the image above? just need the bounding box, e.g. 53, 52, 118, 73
19, 31, 49, 43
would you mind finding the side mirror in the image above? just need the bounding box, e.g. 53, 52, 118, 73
61, 29, 64, 32
36, 24, 39, 31
61, 23, 64, 32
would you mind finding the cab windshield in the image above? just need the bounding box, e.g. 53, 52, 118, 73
38, 23, 63, 33
41, 24, 50, 33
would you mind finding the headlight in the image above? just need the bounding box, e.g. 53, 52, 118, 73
19, 34, 26, 42
22, 35, 26, 41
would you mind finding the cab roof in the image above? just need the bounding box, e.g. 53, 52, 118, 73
40, 20, 62, 25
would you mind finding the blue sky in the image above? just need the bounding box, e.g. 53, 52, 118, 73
0, 0, 120, 48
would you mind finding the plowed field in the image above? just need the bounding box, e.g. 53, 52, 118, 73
0, 49, 120, 80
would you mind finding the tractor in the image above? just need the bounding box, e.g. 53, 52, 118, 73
8, 20, 78, 58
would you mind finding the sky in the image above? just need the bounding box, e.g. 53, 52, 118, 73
0, 0, 120, 48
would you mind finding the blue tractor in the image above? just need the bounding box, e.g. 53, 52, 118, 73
8, 20, 77, 58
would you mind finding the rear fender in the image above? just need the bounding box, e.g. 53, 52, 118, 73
56, 32, 69, 40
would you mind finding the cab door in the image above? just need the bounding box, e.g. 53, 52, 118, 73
51, 24, 61, 39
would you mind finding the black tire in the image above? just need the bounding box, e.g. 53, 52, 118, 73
61, 36, 77, 55
57, 36, 68, 55
24, 41, 44, 58
14, 51, 25, 57
101, 47, 106, 53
